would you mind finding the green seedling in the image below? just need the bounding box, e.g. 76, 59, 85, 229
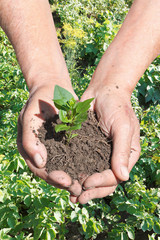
53, 85, 94, 142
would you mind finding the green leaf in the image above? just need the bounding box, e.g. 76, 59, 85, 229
55, 124, 70, 132
24, 195, 31, 207
54, 211, 62, 223
148, 233, 158, 240
59, 110, 72, 123
54, 100, 70, 111
7, 216, 16, 228
0, 228, 11, 239
85, 220, 95, 238
54, 97, 76, 111
0, 228, 11, 235
68, 98, 77, 108
69, 124, 81, 131
78, 214, 85, 225
75, 112, 88, 124
71, 211, 77, 222
121, 232, 128, 240
153, 222, 160, 234
82, 208, 89, 219
34, 227, 45, 240
118, 203, 127, 211
70, 133, 78, 139
126, 229, 135, 240
127, 205, 137, 214
17, 157, 26, 169
0, 190, 4, 203
46, 229, 56, 240
76, 98, 94, 113
54, 85, 74, 105
141, 219, 150, 232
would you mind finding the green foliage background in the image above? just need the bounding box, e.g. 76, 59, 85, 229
0, 0, 160, 239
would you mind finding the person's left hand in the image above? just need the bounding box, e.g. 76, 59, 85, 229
70, 84, 141, 204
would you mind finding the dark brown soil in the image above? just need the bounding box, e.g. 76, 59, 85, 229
38, 111, 112, 181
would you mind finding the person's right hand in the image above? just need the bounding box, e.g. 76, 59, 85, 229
17, 83, 83, 199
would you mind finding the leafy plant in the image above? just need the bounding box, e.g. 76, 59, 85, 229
53, 85, 94, 142
137, 61, 160, 108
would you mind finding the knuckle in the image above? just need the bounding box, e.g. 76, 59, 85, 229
25, 160, 39, 177
32, 169, 38, 177
137, 144, 141, 156
22, 139, 31, 151
121, 123, 130, 132
117, 151, 129, 161
22, 139, 36, 157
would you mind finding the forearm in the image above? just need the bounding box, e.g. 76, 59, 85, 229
0, 0, 71, 92
91, 0, 160, 96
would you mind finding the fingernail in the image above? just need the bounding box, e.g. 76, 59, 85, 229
34, 153, 44, 167
65, 179, 74, 189
82, 186, 94, 191
65, 184, 72, 189
120, 166, 129, 180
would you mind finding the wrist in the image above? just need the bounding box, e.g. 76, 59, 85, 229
90, 51, 140, 97
96, 84, 132, 102
27, 72, 76, 100
89, 71, 134, 101
26, 67, 72, 93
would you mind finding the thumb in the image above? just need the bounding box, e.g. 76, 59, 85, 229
111, 123, 132, 181
17, 96, 58, 168
17, 112, 47, 169
80, 87, 95, 110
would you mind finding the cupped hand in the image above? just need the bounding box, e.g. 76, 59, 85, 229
17, 84, 83, 198
72, 84, 141, 204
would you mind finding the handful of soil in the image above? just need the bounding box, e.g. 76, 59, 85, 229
38, 111, 112, 181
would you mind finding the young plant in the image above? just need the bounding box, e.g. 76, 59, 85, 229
53, 85, 94, 142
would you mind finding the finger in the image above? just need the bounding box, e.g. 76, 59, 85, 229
17, 121, 48, 180
111, 120, 133, 181
112, 114, 141, 182
68, 180, 83, 197
78, 186, 117, 205
47, 173, 82, 196
47, 180, 82, 197
26, 158, 48, 180
46, 180, 71, 190
20, 98, 57, 168
128, 123, 141, 172
70, 195, 78, 204
83, 169, 119, 189
80, 87, 95, 110
47, 171, 72, 188
17, 114, 47, 168
78, 172, 89, 186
